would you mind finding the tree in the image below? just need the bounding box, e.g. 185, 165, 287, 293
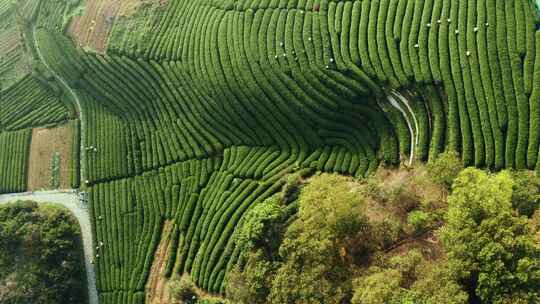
226, 250, 276, 304
441, 169, 540, 303
268, 174, 373, 303
352, 268, 404, 304
228, 174, 376, 304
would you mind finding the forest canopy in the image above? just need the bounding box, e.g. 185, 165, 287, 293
225, 153, 540, 304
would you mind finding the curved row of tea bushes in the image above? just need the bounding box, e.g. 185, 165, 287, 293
0, 75, 73, 131
107, 0, 538, 168
36, 0, 67, 32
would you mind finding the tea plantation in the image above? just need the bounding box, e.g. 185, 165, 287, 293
0, 0, 539, 303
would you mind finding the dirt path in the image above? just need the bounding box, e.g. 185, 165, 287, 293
0, 190, 98, 304
23, 17, 96, 304
32, 25, 86, 184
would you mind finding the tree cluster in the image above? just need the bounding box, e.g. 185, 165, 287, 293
225, 152, 540, 303
0, 201, 87, 304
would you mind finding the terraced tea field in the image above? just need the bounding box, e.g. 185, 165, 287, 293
0, 0, 538, 303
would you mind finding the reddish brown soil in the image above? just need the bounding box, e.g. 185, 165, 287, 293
27, 124, 72, 191
69, 0, 170, 53
68, 0, 119, 53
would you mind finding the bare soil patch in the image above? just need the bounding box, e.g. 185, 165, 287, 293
146, 220, 174, 304
69, 0, 119, 53
0, 31, 18, 55
27, 124, 73, 191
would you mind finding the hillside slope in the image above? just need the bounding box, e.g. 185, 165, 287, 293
0, 0, 538, 303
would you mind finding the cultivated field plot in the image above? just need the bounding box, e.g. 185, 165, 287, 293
69, 0, 120, 53
70, 0, 166, 53
27, 123, 74, 191
0, 75, 74, 130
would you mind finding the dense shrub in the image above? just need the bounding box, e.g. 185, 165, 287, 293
168, 275, 198, 304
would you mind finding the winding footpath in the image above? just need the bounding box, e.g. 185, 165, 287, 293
0, 191, 98, 304
386, 91, 419, 165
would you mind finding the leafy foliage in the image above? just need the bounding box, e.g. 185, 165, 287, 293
227, 167, 540, 303
511, 170, 540, 217
168, 275, 198, 304
227, 174, 375, 303
441, 168, 540, 303
352, 251, 468, 304
227, 172, 457, 303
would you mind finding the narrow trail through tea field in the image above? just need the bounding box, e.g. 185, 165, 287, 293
387, 91, 419, 165
32, 24, 87, 183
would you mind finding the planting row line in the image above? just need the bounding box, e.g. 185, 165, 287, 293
0, 128, 31, 193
